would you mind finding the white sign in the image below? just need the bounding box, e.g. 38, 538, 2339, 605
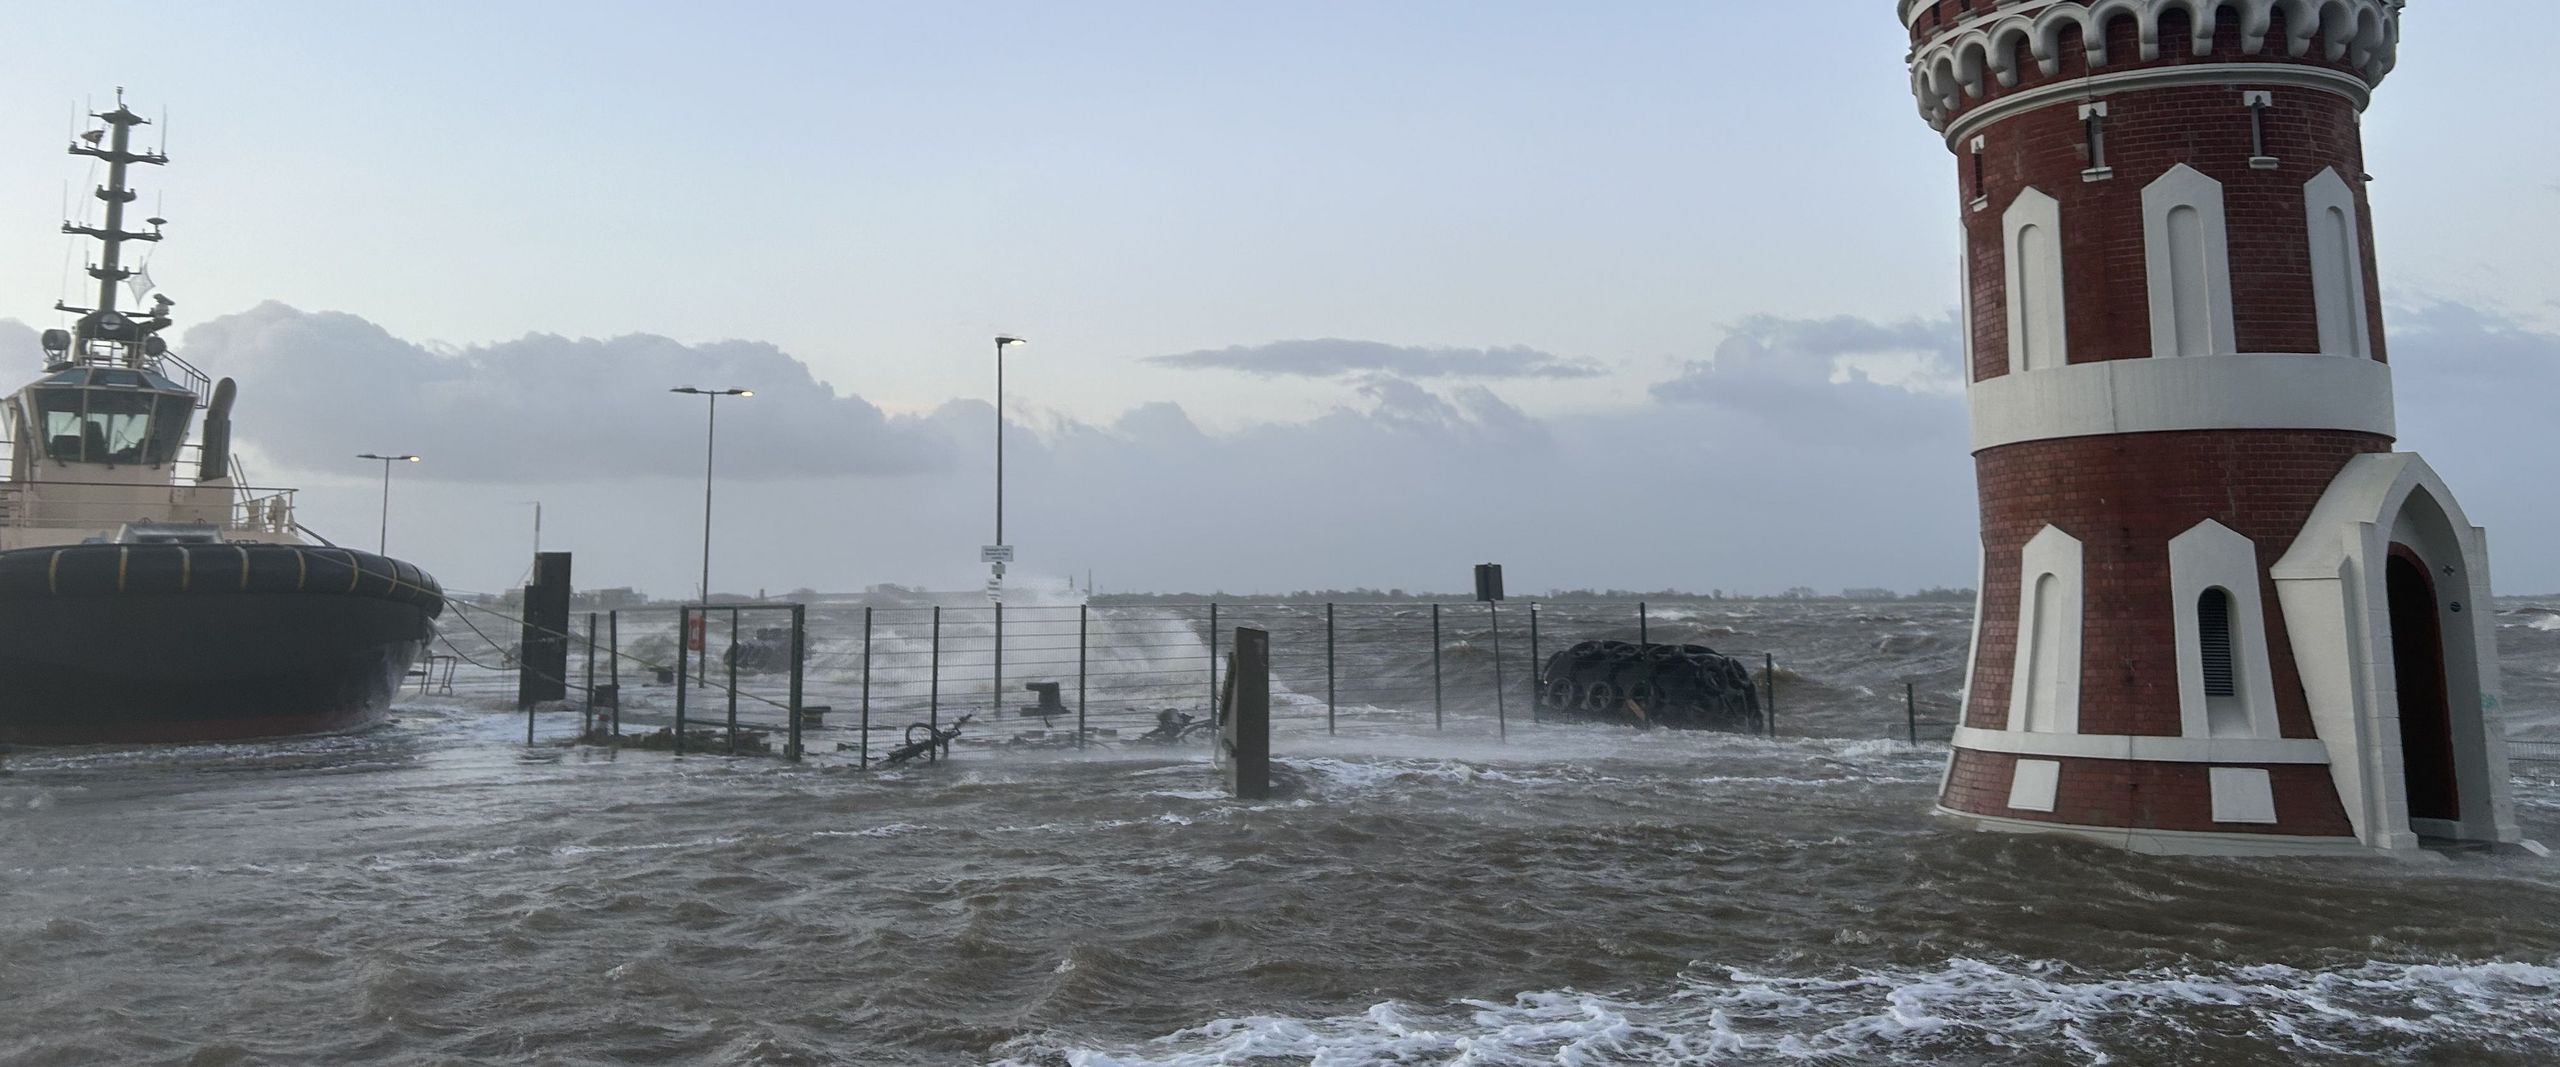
985, 577, 1004, 603
980, 544, 1014, 563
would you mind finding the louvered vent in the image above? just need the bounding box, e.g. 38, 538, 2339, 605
2198, 589, 2237, 698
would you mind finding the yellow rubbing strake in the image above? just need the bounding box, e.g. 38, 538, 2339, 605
344, 551, 361, 593
237, 545, 251, 590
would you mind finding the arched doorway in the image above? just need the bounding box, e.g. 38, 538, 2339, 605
2386, 548, 2460, 825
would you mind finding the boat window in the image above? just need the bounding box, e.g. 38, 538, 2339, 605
34, 388, 183, 464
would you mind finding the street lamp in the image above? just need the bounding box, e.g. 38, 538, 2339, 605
355, 453, 420, 554
992, 336, 1026, 561
990, 336, 1026, 721
669, 387, 750, 610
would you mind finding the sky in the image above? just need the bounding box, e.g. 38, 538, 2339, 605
0, 2, 2554, 598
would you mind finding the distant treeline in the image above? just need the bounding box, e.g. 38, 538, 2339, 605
1092, 586, 1977, 605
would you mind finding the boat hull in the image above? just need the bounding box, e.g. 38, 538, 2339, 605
0, 544, 443, 745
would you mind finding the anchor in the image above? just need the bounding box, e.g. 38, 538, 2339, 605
877, 713, 972, 766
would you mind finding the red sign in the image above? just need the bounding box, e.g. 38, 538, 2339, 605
686, 614, 707, 651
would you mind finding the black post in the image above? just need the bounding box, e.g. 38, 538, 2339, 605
1326, 602, 1337, 736
1906, 681, 1918, 745
725, 607, 740, 755
929, 605, 942, 734
583, 611, 598, 738
1221, 627, 1272, 800
674, 606, 690, 757
1529, 603, 1541, 724
787, 604, 805, 761
1431, 603, 1443, 732
860, 605, 874, 768
1078, 604, 1089, 750
1764, 651, 1777, 738
993, 602, 1003, 723
1639, 600, 1648, 646
608, 609, 621, 741
1490, 601, 1506, 741
1208, 601, 1220, 720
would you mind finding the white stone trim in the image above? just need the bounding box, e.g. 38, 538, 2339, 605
2144, 165, 2239, 359
1939, 64, 2376, 148
2210, 766, 2282, 823
1934, 807, 2373, 857
2010, 525, 2083, 735
2305, 167, 2374, 360
2169, 520, 2283, 739
1909, 0, 2404, 130
1954, 725, 2332, 764
1968, 352, 2395, 452
2003, 187, 2068, 372
2008, 759, 2062, 812
2274, 452, 2524, 851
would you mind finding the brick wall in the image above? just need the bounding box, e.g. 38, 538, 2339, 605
1964, 429, 2392, 736
1942, 747, 2356, 837
1945, 11, 2391, 382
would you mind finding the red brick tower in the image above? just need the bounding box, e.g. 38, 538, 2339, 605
1902, 0, 2532, 855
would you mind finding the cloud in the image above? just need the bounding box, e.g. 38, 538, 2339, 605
1144, 338, 1604, 380
173, 302, 962, 482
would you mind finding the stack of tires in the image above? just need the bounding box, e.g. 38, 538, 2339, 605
1536, 641, 1761, 732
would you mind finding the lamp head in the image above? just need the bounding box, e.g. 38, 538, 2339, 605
996, 335, 1027, 348
671, 386, 703, 395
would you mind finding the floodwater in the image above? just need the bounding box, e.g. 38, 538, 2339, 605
4, 599, 2558, 1065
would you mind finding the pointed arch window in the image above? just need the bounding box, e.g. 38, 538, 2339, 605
2003, 186, 2067, 372
2142, 165, 2237, 359
2305, 167, 2373, 359
2171, 520, 2280, 739
2009, 525, 2083, 734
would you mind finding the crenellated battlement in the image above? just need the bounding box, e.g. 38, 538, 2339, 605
1904, 0, 2403, 133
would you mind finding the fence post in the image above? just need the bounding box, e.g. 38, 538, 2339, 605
1078, 604, 1089, 750
1326, 601, 1337, 736
787, 604, 805, 761
1209, 601, 1220, 721
860, 605, 874, 768
608, 610, 621, 741
583, 611, 598, 738
993, 601, 1004, 724
1906, 681, 1917, 745
1221, 626, 1272, 800
675, 606, 690, 757
1431, 603, 1443, 732
1528, 603, 1541, 724
1490, 600, 1507, 741
1764, 651, 1777, 738
1639, 601, 1648, 646
725, 607, 740, 756
930, 605, 942, 734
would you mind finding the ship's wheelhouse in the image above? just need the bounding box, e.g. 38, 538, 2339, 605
13, 366, 197, 470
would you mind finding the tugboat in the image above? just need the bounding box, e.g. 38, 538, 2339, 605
0, 94, 444, 744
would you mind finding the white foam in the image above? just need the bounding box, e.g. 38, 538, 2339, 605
994, 956, 2560, 1065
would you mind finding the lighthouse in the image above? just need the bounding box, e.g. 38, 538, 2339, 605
1902, 0, 2530, 854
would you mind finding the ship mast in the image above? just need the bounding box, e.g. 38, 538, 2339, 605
54, 88, 173, 368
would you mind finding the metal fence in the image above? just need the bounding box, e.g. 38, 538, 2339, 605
435, 599, 1811, 762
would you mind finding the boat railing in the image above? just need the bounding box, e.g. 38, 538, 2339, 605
0, 439, 237, 487
0, 480, 299, 534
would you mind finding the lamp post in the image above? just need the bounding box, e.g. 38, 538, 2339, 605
991, 336, 1025, 720
671, 387, 749, 675
355, 453, 419, 554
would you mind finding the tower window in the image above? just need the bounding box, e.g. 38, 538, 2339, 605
1970, 136, 1988, 209
2305, 168, 2373, 359
2199, 588, 2237, 698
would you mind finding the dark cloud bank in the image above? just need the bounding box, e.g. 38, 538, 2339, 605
5, 303, 2547, 596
